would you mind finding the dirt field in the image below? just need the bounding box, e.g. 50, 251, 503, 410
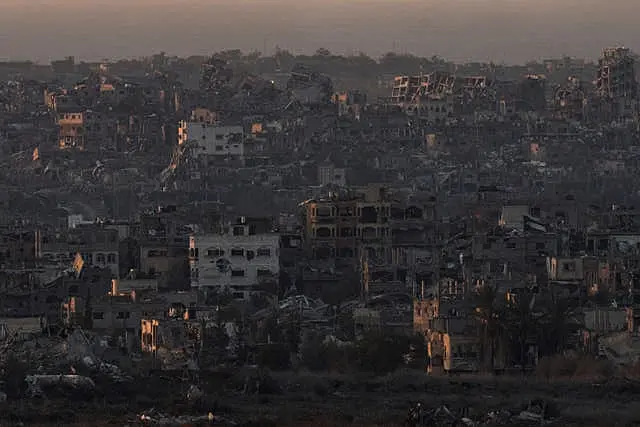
3, 370, 640, 426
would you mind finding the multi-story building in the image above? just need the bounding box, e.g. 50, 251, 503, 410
137, 211, 190, 288
0, 228, 38, 268
302, 186, 392, 268
317, 162, 347, 187
39, 225, 119, 277
57, 110, 115, 150
189, 218, 280, 299
596, 47, 638, 121
57, 111, 85, 149
177, 120, 245, 165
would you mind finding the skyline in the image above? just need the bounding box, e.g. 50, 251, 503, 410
1, 1, 639, 64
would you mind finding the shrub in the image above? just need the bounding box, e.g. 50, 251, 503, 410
1, 353, 28, 398
355, 332, 407, 375
301, 332, 424, 375
257, 343, 291, 371
301, 337, 352, 373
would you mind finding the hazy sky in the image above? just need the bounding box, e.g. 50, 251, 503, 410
0, 0, 639, 64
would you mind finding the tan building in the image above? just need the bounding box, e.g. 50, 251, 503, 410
302, 185, 392, 266
57, 110, 115, 150
39, 225, 120, 277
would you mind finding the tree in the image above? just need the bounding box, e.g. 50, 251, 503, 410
217, 49, 243, 62
1, 352, 28, 398
355, 332, 406, 374
538, 296, 578, 356
274, 46, 294, 70
471, 284, 506, 372
315, 48, 332, 58
504, 292, 539, 372
199, 323, 229, 368
244, 50, 261, 62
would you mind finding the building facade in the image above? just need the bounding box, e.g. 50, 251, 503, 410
177, 121, 245, 164
189, 222, 280, 299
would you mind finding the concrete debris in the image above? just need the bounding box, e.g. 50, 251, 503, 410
137, 408, 235, 426
406, 400, 560, 426
67, 329, 132, 382
80, 355, 132, 382
515, 399, 560, 425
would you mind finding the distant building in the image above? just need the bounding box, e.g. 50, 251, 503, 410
177, 121, 245, 165
318, 163, 347, 187
301, 185, 392, 267
189, 218, 280, 299
57, 110, 115, 150
596, 47, 638, 121
39, 225, 119, 277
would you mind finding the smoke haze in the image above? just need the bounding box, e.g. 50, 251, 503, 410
0, 0, 638, 63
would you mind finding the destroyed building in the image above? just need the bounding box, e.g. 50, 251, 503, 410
596, 47, 638, 121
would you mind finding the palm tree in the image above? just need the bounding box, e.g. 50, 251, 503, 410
538, 296, 578, 356
471, 284, 505, 372
504, 292, 539, 372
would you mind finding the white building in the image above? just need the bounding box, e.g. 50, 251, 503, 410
177, 121, 245, 164
189, 224, 280, 299
318, 164, 347, 187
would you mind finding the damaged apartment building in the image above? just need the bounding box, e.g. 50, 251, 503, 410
596, 47, 638, 122
189, 216, 280, 300
388, 71, 547, 123
301, 185, 438, 299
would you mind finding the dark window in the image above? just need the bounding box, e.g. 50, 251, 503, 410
340, 228, 354, 238
316, 206, 332, 217
231, 269, 245, 277
92, 312, 104, 320
116, 311, 131, 319
207, 248, 224, 257
231, 248, 244, 257
257, 248, 271, 257
316, 228, 331, 238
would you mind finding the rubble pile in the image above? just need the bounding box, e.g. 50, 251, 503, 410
405, 400, 561, 427
66, 329, 133, 382
137, 408, 236, 426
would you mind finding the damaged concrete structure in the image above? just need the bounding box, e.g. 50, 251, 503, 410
189, 217, 280, 299
596, 47, 638, 122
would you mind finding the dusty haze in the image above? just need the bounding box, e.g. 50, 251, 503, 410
0, 0, 638, 64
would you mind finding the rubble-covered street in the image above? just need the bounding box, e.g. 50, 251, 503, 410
3, 370, 640, 426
